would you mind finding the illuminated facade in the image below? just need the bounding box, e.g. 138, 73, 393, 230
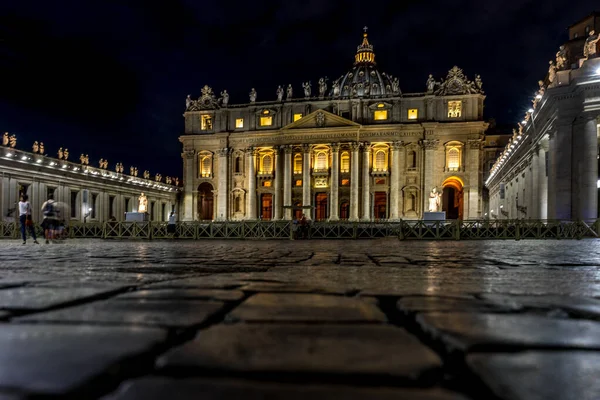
486, 16, 600, 220
180, 30, 488, 221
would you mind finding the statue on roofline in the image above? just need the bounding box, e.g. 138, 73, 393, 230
32, 141, 39, 153
286, 84, 293, 100
555, 45, 568, 70
2, 133, 8, 146
249, 88, 257, 103
276, 85, 284, 102
302, 81, 311, 98
138, 193, 148, 213
220, 90, 229, 106
426, 74, 436, 93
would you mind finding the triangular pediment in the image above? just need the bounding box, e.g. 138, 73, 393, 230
281, 109, 361, 130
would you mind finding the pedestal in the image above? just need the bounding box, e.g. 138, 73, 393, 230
125, 212, 148, 222
423, 211, 446, 221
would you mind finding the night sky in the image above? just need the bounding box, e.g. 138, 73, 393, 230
0, 1, 596, 178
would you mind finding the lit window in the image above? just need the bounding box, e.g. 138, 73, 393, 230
374, 150, 386, 171
261, 155, 273, 174
201, 156, 212, 177
293, 113, 303, 122
447, 147, 460, 170
315, 152, 327, 170
294, 154, 302, 174
408, 109, 418, 120
263, 110, 269, 114
341, 178, 350, 186
375, 178, 386, 185
201, 115, 213, 130
374, 110, 388, 120
377, 103, 385, 108
262, 181, 272, 187
407, 151, 417, 169
295, 180, 302, 186
260, 116, 273, 126
448, 101, 462, 118
340, 152, 350, 173
235, 118, 244, 128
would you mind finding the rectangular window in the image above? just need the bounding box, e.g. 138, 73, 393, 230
447, 101, 462, 118
70, 191, 78, 218
375, 178, 386, 185
294, 155, 302, 174
262, 181, 272, 187
109, 195, 115, 219
125, 198, 130, 212
293, 113, 303, 122
260, 116, 273, 126
201, 115, 213, 130
408, 109, 418, 120
235, 118, 244, 128
91, 194, 97, 219
374, 110, 388, 120
161, 203, 166, 221
295, 180, 302, 187
341, 178, 350, 186
46, 187, 55, 200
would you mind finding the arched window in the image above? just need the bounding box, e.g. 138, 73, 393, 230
234, 156, 242, 173
262, 154, 273, 174
340, 152, 350, 173
315, 152, 327, 170
294, 154, 302, 174
407, 151, 416, 169
374, 150, 386, 171
201, 156, 212, 177
445, 143, 462, 171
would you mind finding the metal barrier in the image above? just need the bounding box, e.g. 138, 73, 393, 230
2, 219, 600, 240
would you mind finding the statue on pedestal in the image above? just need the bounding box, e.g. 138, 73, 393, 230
555, 45, 568, 70
428, 187, 442, 212
391, 77, 400, 95
318, 77, 328, 98
249, 88, 257, 103
584, 30, 600, 59
39, 142, 44, 155
286, 84, 293, 100
302, 81, 311, 98
166, 176, 172, 184
426, 74, 436, 93
276, 85, 284, 102
138, 193, 148, 213
220, 90, 229, 106
143, 170, 150, 179
58, 148, 63, 159
332, 80, 340, 97
63, 149, 69, 160
175, 177, 179, 186
2, 133, 8, 146
32, 141, 39, 153
548, 60, 557, 84
9, 135, 16, 148
475, 75, 483, 92
185, 94, 191, 110
155, 173, 162, 182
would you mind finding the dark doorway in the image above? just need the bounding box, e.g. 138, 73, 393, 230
261, 193, 273, 220
198, 182, 214, 220
442, 187, 459, 219
315, 193, 328, 221
374, 192, 387, 219
340, 201, 349, 220
293, 201, 303, 220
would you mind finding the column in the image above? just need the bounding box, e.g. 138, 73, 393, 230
182, 149, 195, 221
422, 140, 438, 215
329, 143, 340, 221
273, 146, 282, 220
246, 148, 257, 219
283, 146, 292, 220
216, 147, 229, 221
361, 143, 371, 220
466, 139, 482, 219
350, 142, 360, 221
530, 148, 539, 219
302, 144, 311, 218
538, 143, 548, 219
389, 141, 401, 220
574, 115, 598, 220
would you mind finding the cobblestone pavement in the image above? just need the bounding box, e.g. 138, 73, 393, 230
0, 238, 600, 399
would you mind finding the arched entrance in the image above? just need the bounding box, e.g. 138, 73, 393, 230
198, 182, 214, 220
441, 177, 464, 220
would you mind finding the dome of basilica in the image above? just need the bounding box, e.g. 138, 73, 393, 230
329, 29, 400, 99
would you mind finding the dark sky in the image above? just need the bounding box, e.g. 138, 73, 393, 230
0, 1, 596, 178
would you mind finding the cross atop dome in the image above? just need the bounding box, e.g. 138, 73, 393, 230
355, 27, 375, 65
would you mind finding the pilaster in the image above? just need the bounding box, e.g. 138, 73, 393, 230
302, 144, 311, 217
350, 142, 360, 221
361, 143, 371, 220
329, 143, 340, 221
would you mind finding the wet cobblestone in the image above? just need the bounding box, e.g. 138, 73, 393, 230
0, 238, 600, 399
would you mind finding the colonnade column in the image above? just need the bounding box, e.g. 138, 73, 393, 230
246, 148, 257, 219
329, 143, 340, 221
361, 143, 371, 220
283, 146, 292, 220
530, 147, 539, 219
349, 142, 360, 221
273, 146, 282, 220
182, 149, 195, 221
538, 142, 548, 219
216, 147, 229, 221
389, 141, 401, 220
302, 144, 311, 218
575, 115, 598, 220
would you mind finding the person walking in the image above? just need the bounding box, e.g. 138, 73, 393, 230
41, 194, 58, 244
167, 211, 177, 237
18, 195, 39, 245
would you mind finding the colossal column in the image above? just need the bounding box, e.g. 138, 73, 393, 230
349, 142, 360, 221
421, 139, 438, 216
466, 139, 482, 219
329, 143, 340, 221
530, 146, 540, 219
182, 148, 195, 221
273, 146, 282, 220
389, 141, 402, 220
246, 148, 257, 219
302, 144, 311, 217
361, 143, 371, 220
283, 146, 292, 220
574, 115, 598, 220
538, 142, 548, 219
216, 147, 229, 221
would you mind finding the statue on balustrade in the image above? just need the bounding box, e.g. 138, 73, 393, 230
2, 133, 8, 146
555, 45, 568, 70
302, 81, 311, 98
220, 90, 229, 106
276, 85, 284, 102
32, 141, 39, 153
58, 148, 64, 159
584, 30, 599, 59
426, 74, 436, 93
63, 149, 69, 160
286, 84, 293, 100
249, 88, 257, 103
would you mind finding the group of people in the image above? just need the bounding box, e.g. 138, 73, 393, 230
18, 194, 64, 244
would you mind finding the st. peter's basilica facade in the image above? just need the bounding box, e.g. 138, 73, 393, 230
180, 30, 488, 222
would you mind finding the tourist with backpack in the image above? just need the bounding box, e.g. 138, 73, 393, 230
41, 194, 58, 244
18, 194, 39, 245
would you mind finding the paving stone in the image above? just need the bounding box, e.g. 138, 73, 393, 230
0, 324, 165, 396
17, 299, 225, 328
114, 289, 244, 302
467, 351, 600, 400
227, 293, 386, 323
0, 287, 121, 310
417, 312, 600, 352
142, 273, 287, 289
157, 324, 442, 382
104, 377, 470, 400
239, 281, 348, 294
398, 296, 518, 314
479, 294, 600, 318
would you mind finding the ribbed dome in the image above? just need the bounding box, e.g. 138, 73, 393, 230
329, 28, 400, 99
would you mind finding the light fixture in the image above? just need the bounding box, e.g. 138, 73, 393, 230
500, 205, 504, 209
62, 165, 67, 169
36, 159, 42, 163
528, 108, 534, 113
5, 153, 12, 157
596, 66, 600, 75
536, 94, 542, 99
21, 156, 27, 160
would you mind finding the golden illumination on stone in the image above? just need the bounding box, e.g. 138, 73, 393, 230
374, 110, 388, 120
295, 179, 302, 186
340, 152, 350, 173
260, 116, 273, 126
354, 27, 376, 65
263, 110, 269, 115
294, 154, 302, 174
200, 115, 213, 130
408, 109, 418, 120
445, 141, 462, 171
293, 113, 303, 122
235, 118, 244, 128
262, 180, 272, 187
448, 101, 462, 118
377, 103, 385, 108
200, 156, 212, 177
341, 178, 350, 186
260, 154, 273, 174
